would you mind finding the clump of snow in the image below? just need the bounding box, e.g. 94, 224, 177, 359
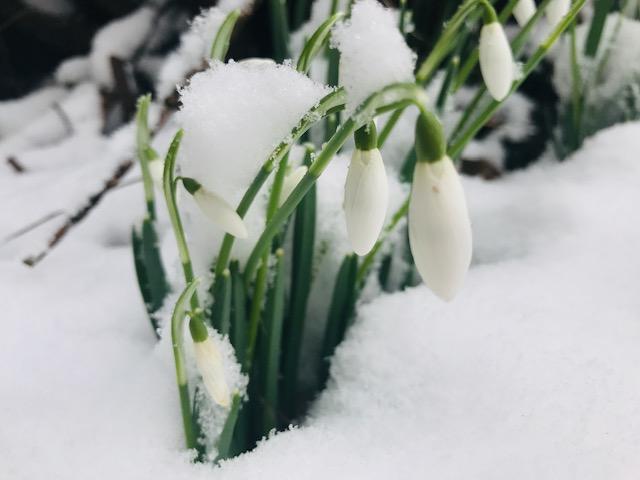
55, 56, 91, 85
331, 0, 415, 115
0, 86, 67, 138
0, 83, 101, 160
177, 61, 330, 273
89, 6, 155, 88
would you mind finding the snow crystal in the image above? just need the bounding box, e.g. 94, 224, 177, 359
331, 0, 415, 115
89, 6, 155, 88
177, 61, 330, 273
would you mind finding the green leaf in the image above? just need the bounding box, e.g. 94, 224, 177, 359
282, 146, 316, 416
131, 219, 170, 339
215, 394, 243, 463
210, 9, 241, 61
319, 253, 358, 385
296, 12, 346, 74
230, 261, 247, 366
208, 269, 231, 335
261, 249, 286, 434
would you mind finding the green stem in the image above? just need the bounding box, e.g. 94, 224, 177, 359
415, 0, 481, 84
210, 9, 241, 61
243, 83, 431, 284
453, 0, 535, 92
297, 12, 346, 74
170, 279, 200, 450
136, 95, 156, 220
449, 0, 556, 143
213, 88, 347, 278
268, 0, 290, 62
163, 130, 199, 311
584, 0, 614, 58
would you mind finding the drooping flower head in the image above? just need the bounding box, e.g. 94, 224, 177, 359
409, 113, 472, 301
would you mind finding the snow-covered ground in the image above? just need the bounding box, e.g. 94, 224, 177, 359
2, 117, 639, 478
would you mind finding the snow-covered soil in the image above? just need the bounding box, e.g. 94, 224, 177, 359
2, 121, 640, 479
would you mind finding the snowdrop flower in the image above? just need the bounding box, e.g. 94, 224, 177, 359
546, 0, 570, 27
479, 20, 514, 101
190, 319, 231, 408
182, 177, 248, 238
409, 114, 472, 301
148, 158, 164, 190
279, 165, 307, 207
343, 123, 388, 256
513, 0, 536, 26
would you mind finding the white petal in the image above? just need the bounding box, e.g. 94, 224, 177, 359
513, 0, 536, 27
408, 157, 472, 301
194, 189, 248, 238
343, 149, 388, 256
546, 0, 570, 27
479, 22, 514, 101
279, 165, 307, 207
148, 158, 164, 191
193, 338, 231, 408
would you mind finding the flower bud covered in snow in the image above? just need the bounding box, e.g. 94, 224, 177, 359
182, 177, 248, 238
479, 21, 514, 101
409, 114, 472, 301
189, 318, 231, 408
343, 122, 388, 255
513, 0, 536, 27
546, 0, 570, 27
279, 165, 307, 207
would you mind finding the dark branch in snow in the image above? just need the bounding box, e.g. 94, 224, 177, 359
22, 158, 133, 267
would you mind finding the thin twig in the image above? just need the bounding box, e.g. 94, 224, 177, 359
22, 159, 133, 266
6, 156, 25, 173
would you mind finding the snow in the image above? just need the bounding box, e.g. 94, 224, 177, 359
331, 0, 416, 115
177, 61, 330, 273
3, 113, 640, 477
553, 13, 640, 127
0, 86, 67, 138
55, 56, 91, 85
0, 83, 101, 162
89, 6, 156, 88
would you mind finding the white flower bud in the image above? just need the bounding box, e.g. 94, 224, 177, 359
279, 165, 307, 207
408, 156, 472, 301
479, 22, 514, 101
343, 148, 388, 256
546, 0, 570, 27
513, 0, 536, 26
148, 158, 164, 191
192, 188, 248, 239
193, 336, 231, 408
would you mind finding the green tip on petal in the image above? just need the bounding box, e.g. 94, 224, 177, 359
181, 177, 202, 196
